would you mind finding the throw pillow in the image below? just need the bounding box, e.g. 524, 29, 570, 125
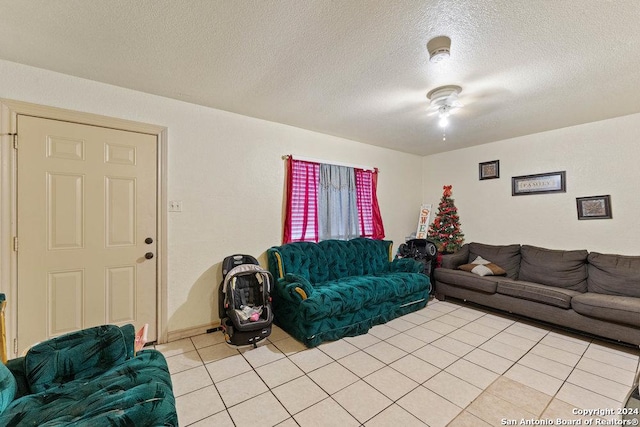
459, 256, 507, 277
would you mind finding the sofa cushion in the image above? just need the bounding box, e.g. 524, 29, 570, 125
435, 268, 499, 293
299, 272, 429, 322
469, 243, 521, 279
587, 252, 640, 297
459, 256, 507, 277
572, 293, 640, 328
519, 245, 588, 292
25, 324, 128, 394
496, 280, 581, 309
0, 362, 17, 412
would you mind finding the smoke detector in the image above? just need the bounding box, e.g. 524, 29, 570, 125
427, 36, 451, 63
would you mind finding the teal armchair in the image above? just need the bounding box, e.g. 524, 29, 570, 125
0, 324, 177, 426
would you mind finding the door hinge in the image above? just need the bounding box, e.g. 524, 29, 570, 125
13, 236, 18, 252
12, 134, 17, 150
13, 338, 17, 355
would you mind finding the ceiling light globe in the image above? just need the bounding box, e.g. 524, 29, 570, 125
438, 116, 449, 128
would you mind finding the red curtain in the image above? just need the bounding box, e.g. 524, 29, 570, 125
370, 168, 385, 239
355, 168, 385, 240
283, 157, 319, 243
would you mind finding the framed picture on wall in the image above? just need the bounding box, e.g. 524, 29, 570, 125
479, 160, 500, 180
512, 171, 566, 196
576, 195, 612, 220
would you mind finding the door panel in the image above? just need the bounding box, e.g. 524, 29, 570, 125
17, 115, 157, 354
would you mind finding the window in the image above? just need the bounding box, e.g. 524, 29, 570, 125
283, 157, 385, 243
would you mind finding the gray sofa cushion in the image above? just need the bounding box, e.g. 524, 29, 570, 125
435, 268, 498, 293
496, 280, 581, 309
587, 252, 640, 297
519, 245, 588, 292
572, 293, 640, 328
469, 243, 521, 280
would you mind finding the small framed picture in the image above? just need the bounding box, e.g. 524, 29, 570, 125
479, 160, 500, 180
576, 195, 612, 220
512, 171, 566, 196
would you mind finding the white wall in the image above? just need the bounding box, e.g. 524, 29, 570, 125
0, 60, 424, 334
422, 113, 640, 255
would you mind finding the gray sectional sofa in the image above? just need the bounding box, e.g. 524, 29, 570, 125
434, 243, 640, 346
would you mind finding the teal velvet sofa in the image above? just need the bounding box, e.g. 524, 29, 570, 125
0, 324, 177, 426
267, 238, 431, 347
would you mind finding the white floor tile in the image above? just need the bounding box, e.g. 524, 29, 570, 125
308, 361, 359, 394
272, 375, 329, 415
431, 336, 475, 357
386, 317, 416, 332
240, 343, 285, 368
480, 338, 528, 362
503, 323, 548, 341
463, 348, 514, 375
556, 383, 621, 420
576, 356, 637, 386
445, 358, 499, 389
583, 346, 639, 372
460, 321, 502, 338
189, 409, 235, 427
318, 338, 359, 359
272, 336, 307, 356
197, 342, 240, 363
339, 350, 386, 377
166, 350, 203, 375
364, 366, 419, 400
397, 386, 462, 427
389, 354, 441, 384
369, 324, 398, 340
529, 343, 581, 366
294, 397, 360, 427
400, 311, 430, 325
333, 380, 393, 423
435, 314, 470, 328
504, 364, 563, 396
424, 371, 482, 407
288, 347, 333, 373
363, 340, 408, 364
344, 332, 381, 349
447, 328, 490, 347
492, 331, 537, 351
205, 353, 252, 383
175, 385, 225, 426
412, 344, 459, 369
364, 403, 427, 427
518, 352, 573, 380
540, 333, 588, 355
171, 365, 214, 397
386, 332, 429, 353
155, 337, 196, 358
216, 370, 269, 407
191, 332, 226, 349
567, 369, 630, 402
404, 324, 444, 343
228, 392, 290, 427
255, 357, 304, 388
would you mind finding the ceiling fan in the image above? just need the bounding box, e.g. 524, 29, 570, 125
427, 85, 463, 125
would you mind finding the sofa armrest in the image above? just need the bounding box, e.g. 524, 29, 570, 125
441, 244, 469, 269
24, 324, 128, 394
390, 258, 423, 273
277, 274, 314, 301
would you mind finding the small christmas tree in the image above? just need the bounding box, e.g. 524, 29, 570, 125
428, 185, 465, 253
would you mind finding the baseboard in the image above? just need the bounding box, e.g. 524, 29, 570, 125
167, 321, 221, 342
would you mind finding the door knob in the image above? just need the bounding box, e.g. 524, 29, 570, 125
145, 237, 153, 244
145, 252, 154, 260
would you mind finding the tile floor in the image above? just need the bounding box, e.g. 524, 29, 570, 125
157, 299, 640, 426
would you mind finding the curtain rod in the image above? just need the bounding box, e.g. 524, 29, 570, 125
282, 154, 377, 172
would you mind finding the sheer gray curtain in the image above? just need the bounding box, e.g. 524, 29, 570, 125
318, 164, 359, 240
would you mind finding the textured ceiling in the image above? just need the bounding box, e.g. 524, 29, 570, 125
1, 0, 639, 155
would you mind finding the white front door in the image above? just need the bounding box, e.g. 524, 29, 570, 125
16, 115, 157, 354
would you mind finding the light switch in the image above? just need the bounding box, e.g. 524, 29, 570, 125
169, 201, 183, 212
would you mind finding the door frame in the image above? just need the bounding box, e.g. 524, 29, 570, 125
0, 98, 169, 358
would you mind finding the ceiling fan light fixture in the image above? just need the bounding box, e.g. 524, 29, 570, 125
427, 36, 451, 63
